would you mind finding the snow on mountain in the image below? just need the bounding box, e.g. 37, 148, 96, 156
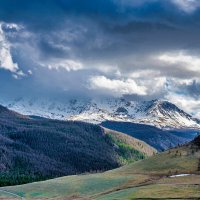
0, 97, 199, 129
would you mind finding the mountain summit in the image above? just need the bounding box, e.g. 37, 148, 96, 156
1, 98, 199, 129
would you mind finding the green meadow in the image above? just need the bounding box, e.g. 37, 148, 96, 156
1, 140, 199, 200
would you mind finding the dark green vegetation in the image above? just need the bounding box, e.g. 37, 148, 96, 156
101, 121, 199, 151
2, 136, 200, 199
0, 105, 155, 187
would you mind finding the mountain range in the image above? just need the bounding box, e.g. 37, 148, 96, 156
1, 97, 200, 129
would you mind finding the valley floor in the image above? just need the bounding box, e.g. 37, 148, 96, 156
1, 174, 200, 199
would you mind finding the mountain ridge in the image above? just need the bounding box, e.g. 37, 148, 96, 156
101, 120, 199, 151
1, 97, 200, 129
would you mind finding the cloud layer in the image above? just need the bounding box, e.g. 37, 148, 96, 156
171, 0, 200, 13
0, 23, 20, 75
0, 0, 200, 116
89, 76, 147, 96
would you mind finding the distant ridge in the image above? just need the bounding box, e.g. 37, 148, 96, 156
101, 121, 199, 151
0, 104, 27, 119
1, 97, 200, 129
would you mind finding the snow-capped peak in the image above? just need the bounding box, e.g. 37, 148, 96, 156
0, 97, 199, 129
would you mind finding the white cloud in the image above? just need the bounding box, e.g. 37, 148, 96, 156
171, 0, 200, 13
158, 51, 200, 73
95, 64, 118, 74
166, 92, 200, 118
130, 69, 160, 79
2, 23, 23, 31
89, 76, 147, 96
0, 22, 25, 77
28, 70, 33, 75
47, 59, 83, 71
0, 23, 19, 73
142, 77, 167, 94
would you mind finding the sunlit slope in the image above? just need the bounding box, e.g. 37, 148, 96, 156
2, 136, 200, 200
104, 128, 157, 164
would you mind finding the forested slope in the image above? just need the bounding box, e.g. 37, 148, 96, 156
0, 105, 154, 186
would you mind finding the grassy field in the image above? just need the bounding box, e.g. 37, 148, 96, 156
0, 138, 200, 200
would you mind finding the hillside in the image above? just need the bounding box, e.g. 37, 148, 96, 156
2, 136, 200, 200
0, 105, 155, 186
104, 128, 156, 164
102, 121, 199, 151
2, 98, 199, 152
1, 97, 200, 129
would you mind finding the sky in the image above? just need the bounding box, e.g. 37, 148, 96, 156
0, 0, 200, 117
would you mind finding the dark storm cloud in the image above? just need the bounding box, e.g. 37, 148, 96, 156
1, 0, 200, 65
1, 0, 200, 109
